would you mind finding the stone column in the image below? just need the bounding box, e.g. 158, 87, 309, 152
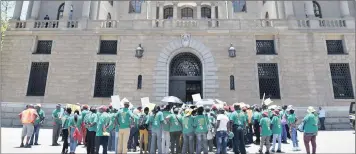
196, 2, 201, 19
90, 1, 99, 20
340, 1, 350, 17
30, 1, 41, 20
284, 1, 295, 19
113, 1, 120, 20
159, 3, 164, 19
12, 1, 23, 20
304, 1, 315, 18
211, 3, 216, 27
276, 1, 285, 19
82, 1, 91, 19
173, 2, 178, 19
62, 1, 73, 20
26, 1, 34, 20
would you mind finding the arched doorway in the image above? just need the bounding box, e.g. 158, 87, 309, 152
169, 52, 202, 103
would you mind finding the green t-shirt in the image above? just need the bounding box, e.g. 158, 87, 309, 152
162, 111, 171, 131
252, 112, 262, 122
194, 115, 209, 133
182, 116, 194, 134
117, 108, 135, 129
146, 111, 164, 131
271, 116, 282, 134
35, 109, 45, 125
88, 113, 98, 131
96, 112, 110, 136
76, 116, 82, 129
303, 113, 318, 133
287, 113, 297, 125
52, 109, 63, 125
107, 113, 116, 132
167, 114, 182, 132
259, 117, 272, 136
81, 110, 89, 122
230, 110, 247, 126
62, 114, 71, 129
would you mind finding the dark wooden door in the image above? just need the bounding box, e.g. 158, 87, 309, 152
169, 80, 186, 102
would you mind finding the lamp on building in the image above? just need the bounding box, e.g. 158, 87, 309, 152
228, 43, 236, 57
135, 44, 144, 58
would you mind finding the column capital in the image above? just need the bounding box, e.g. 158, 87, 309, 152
157, 2, 165, 7
196, 2, 202, 6
172, 2, 179, 6
210, 2, 218, 6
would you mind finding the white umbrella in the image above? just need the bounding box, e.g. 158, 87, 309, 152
196, 99, 215, 106
268, 105, 278, 110
161, 96, 183, 104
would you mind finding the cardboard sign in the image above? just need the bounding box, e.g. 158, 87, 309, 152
264, 98, 273, 106
111, 95, 121, 109
192, 93, 202, 102
141, 97, 150, 108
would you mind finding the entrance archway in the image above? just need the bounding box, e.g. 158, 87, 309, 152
169, 52, 202, 102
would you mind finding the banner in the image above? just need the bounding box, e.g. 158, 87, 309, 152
192, 93, 202, 102
111, 95, 121, 109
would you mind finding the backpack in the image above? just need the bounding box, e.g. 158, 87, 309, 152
138, 114, 148, 130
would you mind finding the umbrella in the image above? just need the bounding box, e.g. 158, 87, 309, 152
196, 99, 215, 106
268, 105, 278, 110
161, 96, 183, 104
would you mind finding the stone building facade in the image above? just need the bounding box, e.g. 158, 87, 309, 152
1, 0, 355, 128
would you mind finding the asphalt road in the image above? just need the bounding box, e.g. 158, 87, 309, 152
1, 127, 355, 153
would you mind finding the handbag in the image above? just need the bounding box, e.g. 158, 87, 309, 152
297, 121, 305, 132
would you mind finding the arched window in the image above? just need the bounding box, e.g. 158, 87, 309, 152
201, 7, 211, 18
181, 7, 193, 19
230, 75, 235, 90
232, 0, 247, 13
313, 1, 322, 18
265, 12, 270, 26
108, 0, 113, 6
129, 0, 142, 13
265, 12, 269, 19
137, 75, 142, 89
164, 7, 173, 19
107, 13, 111, 20
57, 3, 65, 20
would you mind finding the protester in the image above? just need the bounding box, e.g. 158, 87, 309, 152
128, 108, 140, 152
80, 105, 89, 146
165, 108, 182, 154
95, 106, 110, 154
19, 104, 38, 148
138, 107, 149, 154
182, 109, 194, 154
287, 107, 300, 151
147, 106, 164, 154
205, 107, 216, 152
52, 104, 63, 146
86, 107, 97, 154
69, 110, 80, 154
61, 107, 72, 154
230, 103, 247, 154
215, 108, 230, 154
252, 107, 262, 144
107, 108, 117, 152
258, 111, 272, 154
30, 104, 45, 145
270, 110, 282, 153
162, 105, 171, 154
303, 106, 318, 154
117, 101, 138, 154
194, 106, 209, 154
318, 107, 326, 130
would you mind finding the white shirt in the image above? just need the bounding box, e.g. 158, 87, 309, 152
217, 114, 229, 131
318, 109, 326, 118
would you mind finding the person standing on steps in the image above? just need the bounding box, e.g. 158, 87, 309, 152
318, 107, 326, 130
52, 104, 63, 146
19, 104, 38, 148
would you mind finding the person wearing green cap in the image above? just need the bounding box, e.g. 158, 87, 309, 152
259, 111, 272, 154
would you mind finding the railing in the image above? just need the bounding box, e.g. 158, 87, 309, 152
34, 20, 59, 28
8, 18, 354, 31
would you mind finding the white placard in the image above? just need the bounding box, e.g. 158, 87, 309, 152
111, 95, 121, 109
264, 98, 273, 106
192, 93, 202, 102
141, 97, 150, 108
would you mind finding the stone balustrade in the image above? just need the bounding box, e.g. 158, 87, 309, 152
8, 18, 355, 31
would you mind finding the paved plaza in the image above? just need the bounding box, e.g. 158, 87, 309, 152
1, 127, 355, 153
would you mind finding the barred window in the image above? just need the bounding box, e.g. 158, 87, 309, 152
258, 63, 281, 99
26, 62, 49, 96
164, 7, 173, 19
230, 75, 235, 90
201, 7, 211, 19
232, 0, 246, 12
326, 40, 344, 54
129, 0, 142, 13
94, 63, 116, 97
35, 40, 52, 54
137, 75, 142, 89
99, 40, 117, 54
330, 63, 354, 99
256, 40, 276, 55
181, 8, 193, 19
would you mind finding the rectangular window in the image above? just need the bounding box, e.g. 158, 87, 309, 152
26, 62, 49, 96
326, 40, 344, 54
94, 63, 116, 97
258, 63, 281, 99
233, 0, 246, 12
109, 0, 113, 6
35, 40, 52, 54
330, 63, 354, 99
256, 40, 276, 55
129, 0, 142, 13
99, 40, 117, 54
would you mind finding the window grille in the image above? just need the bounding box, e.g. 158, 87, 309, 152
326, 40, 344, 54
94, 63, 116, 97
35, 40, 52, 54
258, 63, 281, 99
256, 40, 276, 55
330, 63, 354, 99
26, 62, 49, 96
99, 40, 117, 54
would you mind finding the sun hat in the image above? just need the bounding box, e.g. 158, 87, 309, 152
307, 106, 316, 113
262, 111, 269, 117
185, 109, 192, 116
224, 106, 230, 111
286, 105, 294, 111
35, 104, 41, 107
211, 105, 217, 110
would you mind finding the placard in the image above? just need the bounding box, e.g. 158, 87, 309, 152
192, 93, 202, 102
264, 98, 273, 106
111, 95, 121, 109
141, 97, 150, 108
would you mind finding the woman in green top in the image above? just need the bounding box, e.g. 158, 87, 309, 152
181, 109, 194, 154
61, 107, 72, 154
166, 108, 183, 154
303, 106, 318, 154
270, 110, 282, 153
194, 106, 209, 154
69, 110, 80, 154
287, 108, 300, 151
146, 106, 164, 154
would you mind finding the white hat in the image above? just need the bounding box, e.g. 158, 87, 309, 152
307, 106, 316, 113
287, 105, 294, 111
